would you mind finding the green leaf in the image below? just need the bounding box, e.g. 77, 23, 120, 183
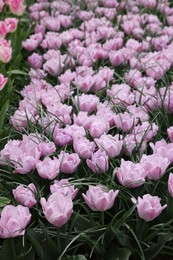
0, 100, 9, 130
106, 246, 131, 260
0, 197, 11, 208
167, 195, 173, 218
110, 227, 130, 248
9, 70, 28, 76
0, 239, 14, 260
111, 206, 136, 229
62, 255, 87, 260
27, 229, 44, 260
145, 233, 173, 260
73, 213, 94, 232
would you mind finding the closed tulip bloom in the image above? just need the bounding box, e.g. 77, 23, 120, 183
53, 128, 73, 147
86, 150, 109, 174
114, 112, 138, 132
44, 17, 61, 31
0, 205, 31, 238
6, 0, 26, 16
75, 94, 99, 114
28, 53, 43, 69
82, 185, 119, 211
43, 58, 64, 76
0, 0, 4, 13
0, 74, 8, 91
94, 134, 123, 158
40, 191, 73, 227
109, 50, 124, 66
168, 173, 173, 197
13, 183, 37, 208
0, 38, 12, 63
59, 151, 80, 174
167, 126, 173, 143
89, 117, 110, 138
36, 157, 60, 180
150, 139, 173, 163
50, 179, 78, 199
131, 194, 167, 221
5, 18, 18, 33
38, 141, 56, 157
73, 137, 95, 159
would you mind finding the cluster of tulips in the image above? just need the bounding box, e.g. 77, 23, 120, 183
1, 2, 173, 257
0, 0, 26, 91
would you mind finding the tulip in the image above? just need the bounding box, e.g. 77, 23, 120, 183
131, 194, 167, 221
40, 191, 73, 227
168, 173, 173, 197
50, 179, 78, 199
86, 150, 109, 173
36, 157, 60, 180
59, 151, 80, 174
116, 159, 147, 188
13, 183, 37, 208
82, 185, 119, 211
0, 74, 8, 91
0, 205, 31, 238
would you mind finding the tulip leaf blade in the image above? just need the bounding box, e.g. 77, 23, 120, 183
106, 246, 131, 260
62, 255, 87, 260
0, 197, 11, 209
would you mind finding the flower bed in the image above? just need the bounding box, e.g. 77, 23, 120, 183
1, 0, 173, 259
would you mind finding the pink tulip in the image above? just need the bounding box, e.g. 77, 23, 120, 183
131, 194, 167, 221
40, 191, 73, 227
150, 139, 173, 163
140, 154, 169, 180
44, 17, 61, 31
109, 49, 124, 66
59, 151, 80, 174
6, 0, 26, 16
94, 134, 123, 158
82, 185, 119, 211
43, 58, 63, 76
36, 157, 60, 180
73, 137, 95, 159
0, 205, 31, 238
28, 53, 43, 69
53, 128, 73, 147
0, 74, 8, 91
75, 94, 99, 114
64, 125, 86, 140
13, 183, 37, 208
5, 18, 18, 33
168, 173, 173, 197
116, 159, 147, 188
114, 112, 138, 132
22, 33, 43, 52
137, 0, 156, 8
38, 141, 56, 157
40, 32, 62, 49
0, 0, 4, 13
50, 179, 78, 200
167, 126, 173, 143
86, 150, 109, 174
89, 117, 110, 138
0, 21, 8, 38
107, 84, 134, 107
0, 38, 12, 63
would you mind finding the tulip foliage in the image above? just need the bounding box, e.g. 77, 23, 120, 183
2, 0, 173, 259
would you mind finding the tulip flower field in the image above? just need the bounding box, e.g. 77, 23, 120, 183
1, 0, 173, 259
